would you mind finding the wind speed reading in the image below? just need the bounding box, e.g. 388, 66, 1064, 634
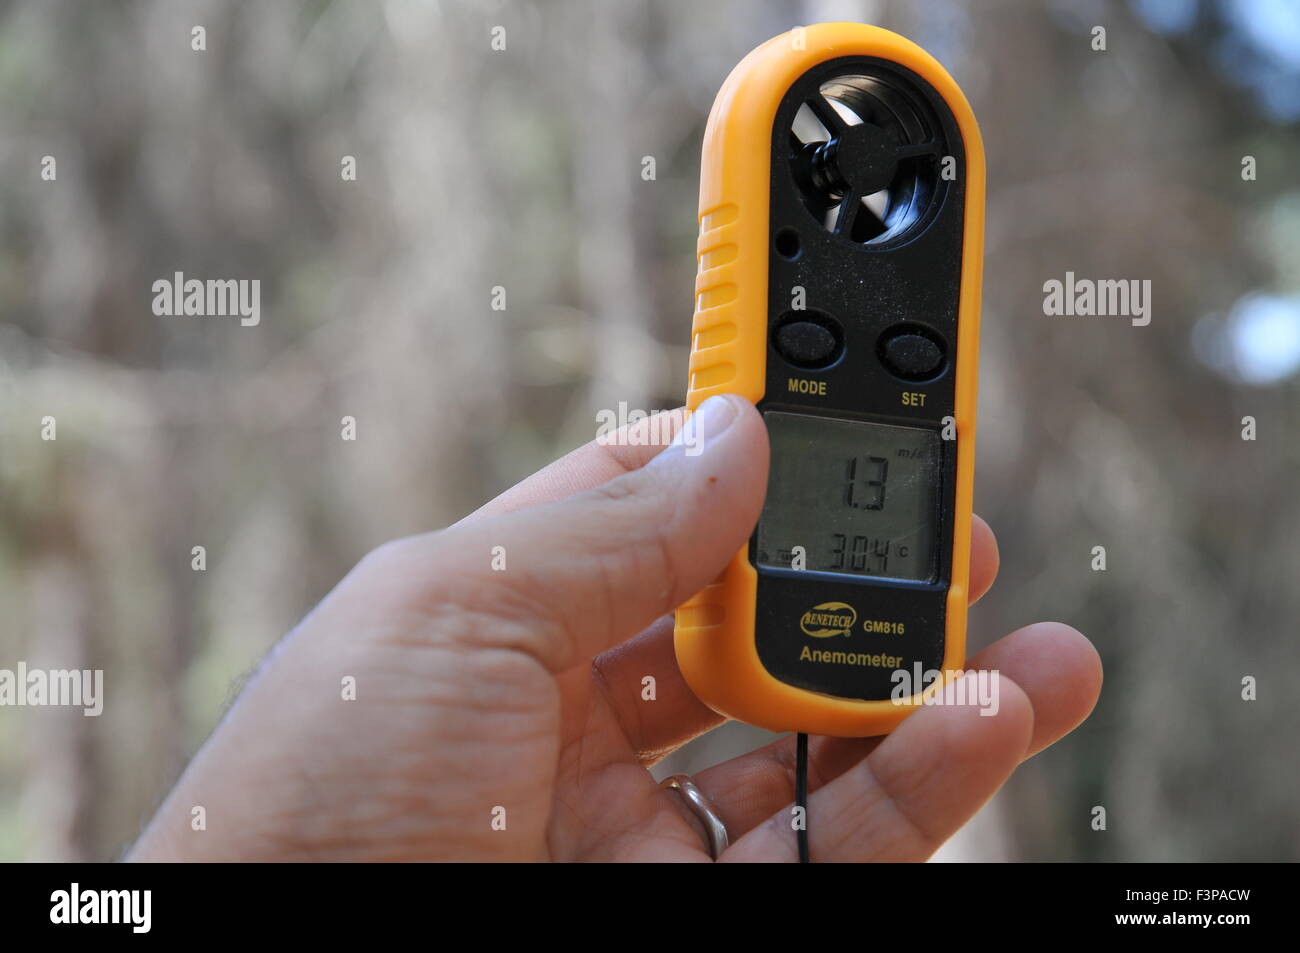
756, 413, 941, 582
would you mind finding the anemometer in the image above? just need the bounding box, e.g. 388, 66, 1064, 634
673, 23, 985, 742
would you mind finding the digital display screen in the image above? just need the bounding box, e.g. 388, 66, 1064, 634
756, 413, 942, 582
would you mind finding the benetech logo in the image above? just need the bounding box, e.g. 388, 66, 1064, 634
799, 601, 857, 638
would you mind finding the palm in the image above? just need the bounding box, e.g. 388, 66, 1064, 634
545, 616, 718, 861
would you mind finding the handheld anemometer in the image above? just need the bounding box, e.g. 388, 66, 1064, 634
674, 23, 985, 741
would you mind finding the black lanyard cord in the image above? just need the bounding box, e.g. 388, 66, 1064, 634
796, 732, 810, 863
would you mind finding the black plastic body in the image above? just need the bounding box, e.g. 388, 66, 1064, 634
751, 56, 969, 702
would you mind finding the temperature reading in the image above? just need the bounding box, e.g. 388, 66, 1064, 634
756, 413, 941, 582
828, 533, 895, 574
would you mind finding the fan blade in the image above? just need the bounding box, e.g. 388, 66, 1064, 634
862, 189, 890, 222
806, 94, 849, 136
896, 140, 940, 159
792, 102, 830, 144
853, 190, 890, 242
833, 188, 864, 236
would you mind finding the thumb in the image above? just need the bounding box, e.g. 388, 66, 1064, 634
391, 394, 768, 672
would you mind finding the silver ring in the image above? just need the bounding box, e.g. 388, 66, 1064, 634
661, 773, 729, 859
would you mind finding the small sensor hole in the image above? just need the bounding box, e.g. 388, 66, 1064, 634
775, 227, 802, 260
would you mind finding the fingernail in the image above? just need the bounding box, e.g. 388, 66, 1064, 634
672, 394, 739, 457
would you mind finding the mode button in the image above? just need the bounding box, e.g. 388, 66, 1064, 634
773, 317, 842, 369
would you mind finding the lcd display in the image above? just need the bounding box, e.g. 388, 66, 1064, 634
756, 413, 942, 582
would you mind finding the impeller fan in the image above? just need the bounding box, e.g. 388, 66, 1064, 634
789, 74, 943, 244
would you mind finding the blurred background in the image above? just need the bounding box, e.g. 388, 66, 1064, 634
1, 0, 1297, 862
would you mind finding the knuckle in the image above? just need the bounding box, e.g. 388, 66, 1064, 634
587, 471, 644, 507
585, 475, 682, 605
350, 532, 578, 671
857, 758, 941, 857
356, 534, 429, 577
419, 565, 574, 670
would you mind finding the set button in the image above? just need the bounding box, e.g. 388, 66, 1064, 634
877, 324, 947, 381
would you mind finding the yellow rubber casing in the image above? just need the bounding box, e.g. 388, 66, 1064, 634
673, 22, 986, 738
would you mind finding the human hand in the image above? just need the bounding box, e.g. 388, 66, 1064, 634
128, 394, 1101, 862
